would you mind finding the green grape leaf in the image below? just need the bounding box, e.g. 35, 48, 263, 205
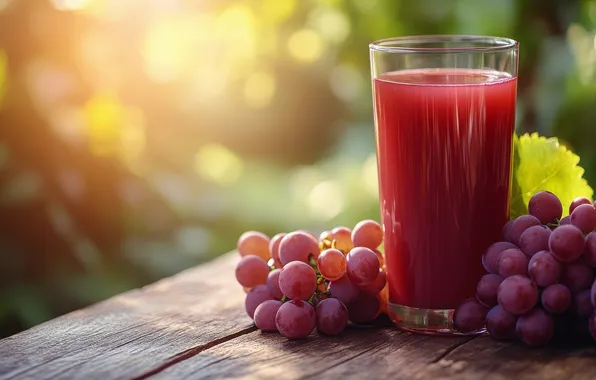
510, 132, 593, 219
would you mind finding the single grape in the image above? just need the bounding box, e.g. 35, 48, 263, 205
592, 280, 596, 308
572, 289, 594, 318
352, 219, 383, 250
497, 248, 529, 277
497, 275, 538, 315
476, 274, 503, 307
528, 250, 561, 287
528, 191, 563, 225
329, 226, 354, 254
516, 308, 554, 346
269, 233, 286, 268
275, 300, 316, 339
570, 197, 593, 214
346, 247, 380, 286
266, 269, 283, 300
317, 248, 347, 281
235, 255, 270, 288
571, 204, 596, 234
348, 292, 381, 324
560, 259, 594, 293
482, 242, 517, 274
548, 225, 585, 262
486, 305, 518, 340
559, 216, 571, 226
510, 215, 541, 246
502, 220, 515, 243
584, 232, 596, 268
360, 270, 387, 295
453, 299, 489, 333
254, 300, 282, 332
519, 225, 551, 257
245, 285, 274, 319
278, 261, 317, 300
541, 284, 571, 314
278, 231, 321, 265
329, 274, 359, 305
237, 231, 271, 261
315, 298, 349, 336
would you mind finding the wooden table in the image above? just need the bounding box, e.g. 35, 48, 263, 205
1, 252, 595, 380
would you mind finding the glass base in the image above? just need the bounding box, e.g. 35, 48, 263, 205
388, 301, 486, 336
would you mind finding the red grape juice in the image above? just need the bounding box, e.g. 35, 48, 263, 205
373, 69, 517, 310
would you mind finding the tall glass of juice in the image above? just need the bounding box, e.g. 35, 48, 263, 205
370, 35, 519, 335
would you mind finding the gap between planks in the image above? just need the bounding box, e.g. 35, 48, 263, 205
131, 325, 257, 380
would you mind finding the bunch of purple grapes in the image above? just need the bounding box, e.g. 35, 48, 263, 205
235, 220, 388, 340
455, 191, 596, 346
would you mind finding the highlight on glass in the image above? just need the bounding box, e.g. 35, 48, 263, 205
370, 35, 519, 335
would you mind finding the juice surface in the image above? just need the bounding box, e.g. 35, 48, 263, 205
373, 68, 517, 309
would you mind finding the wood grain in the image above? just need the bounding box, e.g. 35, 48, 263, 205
0, 250, 595, 380
150, 325, 473, 379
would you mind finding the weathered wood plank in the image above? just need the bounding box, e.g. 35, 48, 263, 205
1, 249, 595, 380
151, 329, 596, 379
150, 326, 473, 380
0, 252, 253, 379
418, 335, 596, 380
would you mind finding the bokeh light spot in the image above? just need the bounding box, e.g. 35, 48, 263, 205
244, 71, 276, 108
287, 29, 324, 63
84, 94, 124, 156
143, 17, 192, 83
194, 144, 244, 186
309, 7, 351, 44
307, 180, 345, 221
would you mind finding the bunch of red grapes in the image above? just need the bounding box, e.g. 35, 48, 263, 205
454, 191, 596, 346
235, 220, 387, 340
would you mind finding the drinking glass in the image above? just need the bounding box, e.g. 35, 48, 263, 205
369, 35, 518, 335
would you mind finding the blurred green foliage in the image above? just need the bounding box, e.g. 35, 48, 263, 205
1, 0, 596, 337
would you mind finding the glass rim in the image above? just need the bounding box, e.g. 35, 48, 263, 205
369, 35, 518, 54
